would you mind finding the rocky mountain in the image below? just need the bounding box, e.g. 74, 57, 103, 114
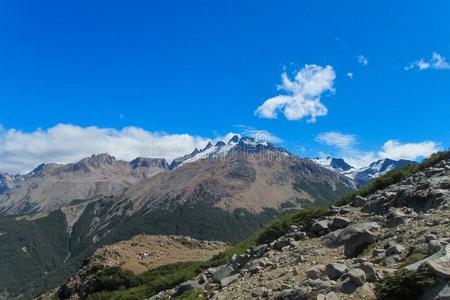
313, 157, 416, 186
0, 136, 356, 299
86, 151, 448, 300
351, 158, 416, 186
0, 154, 169, 215
0, 172, 15, 193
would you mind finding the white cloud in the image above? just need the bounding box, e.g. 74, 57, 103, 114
346, 72, 354, 78
378, 140, 441, 160
405, 52, 450, 71
315, 131, 356, 149
255, 64, 336, 123
315, 132, 441, 168
0, 124, 234, 174
358, 55, 368, 66
233, 125, 283, 143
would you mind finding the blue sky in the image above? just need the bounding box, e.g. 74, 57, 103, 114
0, 1, 449, 173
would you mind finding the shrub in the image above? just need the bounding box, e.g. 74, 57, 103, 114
375, 265, 439, 300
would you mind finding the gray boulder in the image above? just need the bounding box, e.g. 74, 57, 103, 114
310, 220, 330, 236
211, 265, 234, 282
357, 262, 378, 282
330, 217, 350, 230
386, 244, 406, 256
322, 222, 379, 258
306, 265, 325, 279
345, 269, 366, 286
273, 287, 309, 300
174, 280, 202, 296
325, 263, 348, 280
220, 274, 240, 287
428, 240, 442, 256
352, 195, 367, 207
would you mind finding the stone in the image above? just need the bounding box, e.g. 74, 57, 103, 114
330, 217, 350, 230
304, 279, 337, 294
357, 262, 378, 282
325, 292, 340, 300
383, 255, 401, 267
428, 240, 442, 256
386, 244, 406, 256
174, 280, 201, 296
286, 231, 308, 241
251, 287, 269, 298
345, 269, 366, 286
386, 215, 409, 228
317, 294, 326, 300
251, 244, 269, 256
352, 195, 367, 207
372, 249, 386, 258
273, 287, 309, 300
273, 237, 292, 250
339, 278, 359, 294
211, 265, 234, 282
306, 265, 325, 279
311, 220, 330, 236
220, 274, 240, 287
321, 222, 379, 258
325, 263, 348, 280
344, 231, 376, 258
425, 234, 438, 243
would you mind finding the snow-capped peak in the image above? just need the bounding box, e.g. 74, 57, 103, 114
174, 136, 287, 168
311, 157, 416, 186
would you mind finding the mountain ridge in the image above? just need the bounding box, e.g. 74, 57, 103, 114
312, 156, 417, 186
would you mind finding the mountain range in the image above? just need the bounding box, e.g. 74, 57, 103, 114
0, 136, 357, 298
312, 156, 417, 186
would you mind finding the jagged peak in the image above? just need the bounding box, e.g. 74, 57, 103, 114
130, 157, 169, 169
203, 141, 213, 151
228, 135, 240, 144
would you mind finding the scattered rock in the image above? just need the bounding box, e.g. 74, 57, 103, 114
386, 244, 406, 256
329, 217, 350, 230
321, 222, 379, 258
211, 265, 234, 282
345, 268, 366, 286
306, 265, 325, 279
325, 263, 348, 280
273, 287, 309, 300
428, 240, 442, 256
220, 274, 240, 287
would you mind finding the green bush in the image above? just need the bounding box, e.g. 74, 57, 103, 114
375, 265, 439, 300
256, 205, 327, 244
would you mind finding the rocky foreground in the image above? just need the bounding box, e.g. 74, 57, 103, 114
153, 159, 450, 299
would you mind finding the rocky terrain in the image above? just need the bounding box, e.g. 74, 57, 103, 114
0, 154, 169, 215
150, 155, 450, 299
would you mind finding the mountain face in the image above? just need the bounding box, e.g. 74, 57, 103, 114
351, 158, 416, 186
312, 157, 416, 186
0, 136, 356, 298
0, 154, 169, 215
